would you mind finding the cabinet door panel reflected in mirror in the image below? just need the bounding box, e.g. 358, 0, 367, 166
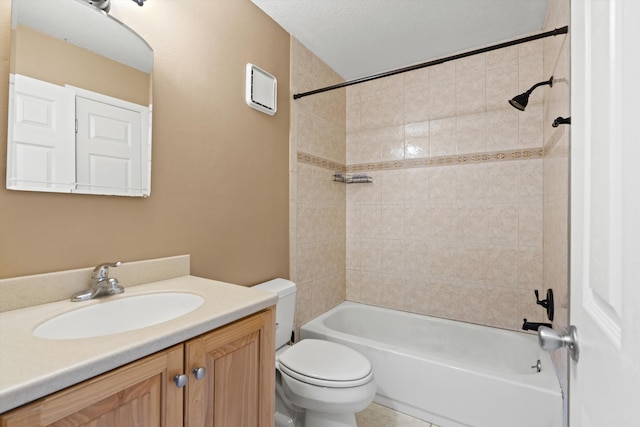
6, 0, 153, 197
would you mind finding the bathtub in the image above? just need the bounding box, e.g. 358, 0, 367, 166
299, 302, 562, 427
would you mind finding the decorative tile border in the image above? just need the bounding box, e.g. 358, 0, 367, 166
296, 148, 544, 172
297, 152, 347, 172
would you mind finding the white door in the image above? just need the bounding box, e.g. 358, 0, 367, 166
570, 1, 640, 426
6, 74, 75, 191
75, 96, 143, 196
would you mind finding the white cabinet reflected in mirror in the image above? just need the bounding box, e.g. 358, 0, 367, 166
7, 0, 153, 197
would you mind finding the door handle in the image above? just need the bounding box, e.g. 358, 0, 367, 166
538, 325, 579, 362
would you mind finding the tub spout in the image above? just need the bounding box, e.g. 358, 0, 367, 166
522, 318, 552, 332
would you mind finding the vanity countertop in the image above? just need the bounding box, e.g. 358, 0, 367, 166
0, 275, 277, 414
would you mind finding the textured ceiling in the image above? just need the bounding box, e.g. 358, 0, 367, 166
251, 0, 550, 81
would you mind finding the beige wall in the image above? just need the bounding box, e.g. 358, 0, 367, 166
13, 25, 150, 106
0, 0, 290, 286
290, 39, 346, 329
345, 40, 547, 331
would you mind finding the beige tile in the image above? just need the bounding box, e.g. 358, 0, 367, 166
486, 108, 519, 151
402, 276, 432, 314
486, 203, 519, 245
360, 238, 382, 272
485, 286, 521, 330
381, 204, 405, 239
429, 62, 456, 81
429, 280, 460, 319
404, 168, 430, 204
429, 203, 458, 241
404, 240, 431, 276
405, 83, 431, 123
486, 65, 518, 111
376, 125, 406, 161
518, 41, 544, 104
357, 402, 433, 427
346, 238, 362, 270
405, 67, 430, 88
486, 45, 518, 70
519, 202, 543, 247
456, 112, 486, 154
456, 244, 487, 283
520, 159, 543, 202
358, 271, 384, 306
379, 273, 407, 310
456, 202, 486, 244
519, 102, 543, 148
458, 284, 488, 325
428, 244, 458, 280
346, 203, 362, 237
296, 203, 320, 243
486, 245, 519, 287
405, 121, 430, 159
456, 164, 486, 201
429, 167, 457, 201
380, 92, 406, 127
486, 162, 520, 202
405, 204, 432, 239
346, 93, 362, 131
429, 78, 456, 119
381, 239, 406, 275
361, 93, 383, 129
519, 246, 543, 288
429, 117, 457, 156
455, 53, 486, 77
296, 242, 318, 283
361, 205, 382, 238
380, 171, 406, 204
456, 72, 486, 115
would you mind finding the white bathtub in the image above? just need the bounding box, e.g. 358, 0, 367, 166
299, 302, 562, 427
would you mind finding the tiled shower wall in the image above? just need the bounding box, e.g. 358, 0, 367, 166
543, 0, 571, 405
290, 39, 346, 329
291, 22, 568, 334
344, 40, 551, 331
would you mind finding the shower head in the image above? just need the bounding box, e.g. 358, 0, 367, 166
509, 76, 553, 111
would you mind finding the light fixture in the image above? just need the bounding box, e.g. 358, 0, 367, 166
84, 0, 145, 13
509, 76, 553, 111
85, 0, 111, 12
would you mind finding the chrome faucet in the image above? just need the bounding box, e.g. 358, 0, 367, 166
71, 262, 123, 301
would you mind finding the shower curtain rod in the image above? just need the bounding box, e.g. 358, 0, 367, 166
292, 26, 569, 100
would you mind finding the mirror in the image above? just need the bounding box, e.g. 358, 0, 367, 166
7, 0, 153, 196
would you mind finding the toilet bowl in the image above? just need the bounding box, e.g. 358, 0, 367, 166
253, 279, 376, 427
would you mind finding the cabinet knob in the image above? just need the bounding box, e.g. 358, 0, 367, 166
173, 374, 188, 388
192, 367, 207, 380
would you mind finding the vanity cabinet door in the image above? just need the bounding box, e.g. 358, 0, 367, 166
184, 307, 275, 427
0, 345, 184, 427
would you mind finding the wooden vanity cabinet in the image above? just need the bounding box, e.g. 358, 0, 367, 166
0, 308, 275, 427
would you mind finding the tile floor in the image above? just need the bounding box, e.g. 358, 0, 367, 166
356, 403, 439, 427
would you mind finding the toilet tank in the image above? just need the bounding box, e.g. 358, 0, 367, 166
253, 278, 296, 349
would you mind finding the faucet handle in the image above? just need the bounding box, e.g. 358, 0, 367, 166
92, 261, 122, 280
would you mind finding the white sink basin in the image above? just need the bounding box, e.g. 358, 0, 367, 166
33, 292, 204, 339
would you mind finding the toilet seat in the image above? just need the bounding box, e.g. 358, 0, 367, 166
278, 339, 373, 388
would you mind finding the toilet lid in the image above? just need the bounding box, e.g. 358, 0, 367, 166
278, 339, 373, 388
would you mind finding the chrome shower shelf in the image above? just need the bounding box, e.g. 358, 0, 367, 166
333, 173, 373, 184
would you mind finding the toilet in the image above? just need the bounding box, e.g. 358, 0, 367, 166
254, 279, 376, 427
